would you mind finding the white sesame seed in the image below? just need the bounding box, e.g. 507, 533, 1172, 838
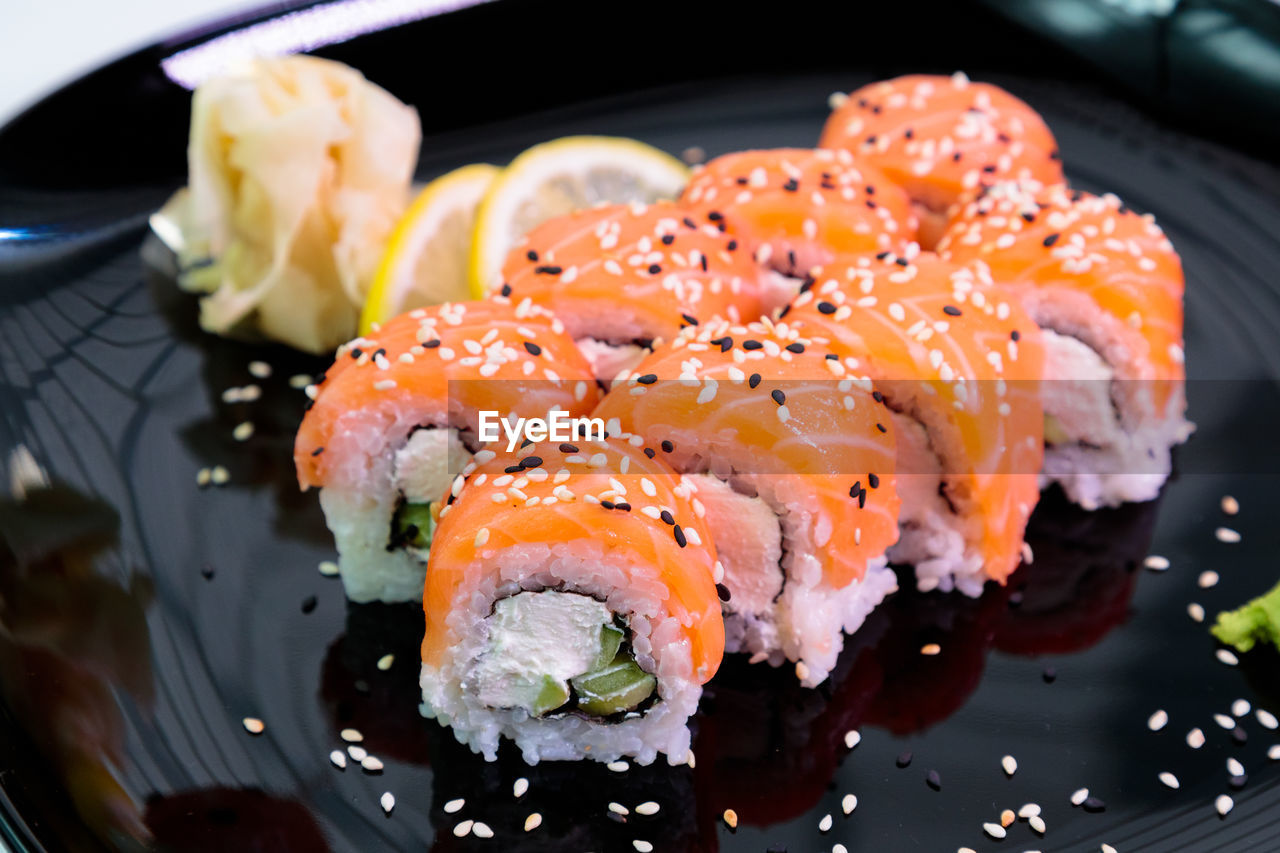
1216, 794, 1234, 816
795, 661, 810, 682
329, 749, 347, 769
242, 717, 264, 734
1227, 757, 1245, 777
197, 467, 211, 487
347, 745, 367, 762
513, 778, 528, 798
1258, 709, 1279, 730
380, 792, 395, 814
1029, 814, 1046, 834
319, 560, 340, 577
1217, 649, 1239, 667
248, 361, 271, 379
819, 813, 833, 832
1269, 744, 1280, 761
377, 654, 394, 671
210, 465, 230, 485
1071, 788, 1089, 806
340, 727, 364, 742
453, 820, 473, 837
472, 822, 493, 839
1199, 571, 1220, 589
1018, 803, 1041, 819
474, 527, 490, 547
1215, 527, 1241, 543
635, 801, 660, 816
1002, 755, 1018, 776
833, 845, 849, 853
444, 798, 465, 813
1102, 845, 1118, 853
1221, 495, 1239, 515
633, 842, 654, 853
1215, 713, 1236, 729
1187, 728, 1206, 748
607, 761, 630, 773
1148, 710, 1168, 731
844, 730, 861, 749
233, 421, 254, 441
1188, 603, 1205, 623
983, 822, 1007, 839
609, 802, 629, 816
373, 379, 397, 391
1232, 699, 1251, 717
842, 793, 857, 814
289, 373, 312, 389
524, 813, 542, 831
1143, 555, 1169, 571
1159, 771, 1180, 789
362, 756, 384, 772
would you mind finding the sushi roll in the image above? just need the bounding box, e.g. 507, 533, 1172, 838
819, 73, 1063, 248
679, 148, 916, 287
938, 181, 1191, 508
594, 317, 901, 686
786, 250, 1044, 596
497, 201, 769, 382
294, 299, 600, 603
419, 438, 723, 765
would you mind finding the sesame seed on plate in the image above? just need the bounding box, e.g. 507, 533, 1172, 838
1215, 713, 1236, 729
1232, 698, 1251, 717
1187, 727, 1206, 748
1159, 772, 1180, 789
347, 745, 367, 762
444, 798, 465, 813
920, 643, 942, 656
635, 801, 660, 816
453, 820, 473, 837
983, 822, 1007, 839
609, 802, 629, 816
1018, 803, 1040, 819
513, 778, 529, 798
1217, 649, 1239, 666
607, 760, 630, 772
1258, 709, 1279, 730
833, 845, 849, 853
817, 812, 833, 832
1002, 755, 1018, 776
1102, 845, 1118, 853
1000, 809, 1016, 827
1188, 603, 1205, 623
380, 792, 395, 814
242, 717, 265, 734
210, 465, 230, 485
633, 842, 654, 853
340, 727, 364, 742
1221, 495, 1239, 515
1148, 710, 1168, 731
330, 750, 347, 769
524, 813, 542, 831
248, 361, 272, 379
377, 654, 394, 671
197, 467, 212, 487
1216, 794, 1234, 816
1198, 570, 1219, 588
1029, 814, 1046, 834
1268, 744, 1280, 761
842, 793, 858, 814
232, 421, 254, 441
1143, 555, 1169, 571
723, 808, 738, 829
844, 730, 861, 749
1071, 788, 1089, 806
1216, 527, 1241, 543
319, 561, 340, 577
1227, 757, 1245, 777
361, 756, 384, 772
472, 822, 493, 839
289, 373, 312, 389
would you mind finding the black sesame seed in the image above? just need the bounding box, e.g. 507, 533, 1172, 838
727, 239, 738, 251
504, 465, 524, 474
782, 178, 799, 192
534, 265, 563, 275
716, 583, 732, 602
526, 249, 539, 261
673, 525, 687, 547
719, 337, 733, 353
1021, 211, 1036, 223
681, 314, 699, 327
865, 199, 877, 210
817, 301, 837, 315
423, 339, 442, 349
1230, 774, 1248, 790
825, 353, 838, 361
200, 564, 215, 580
559, 443, 579, 453
523, 341, 542, 356
373, 348, 387, 360
748, 374, 761, 389
500, 284, 512, 297
952, 151, 962, 161
875, 423, 887, 433
520, 456, 543, 469
1011, 329, 1021, 341
735, 176, 749, 185
1233, 726, 1249, 745
786, 342, 805, 353
896, 751, 912, 768
982, 164, 997, 174
600, 500, 615, 510
1042, 233, 1060, 247
648, 264, 662, 274
615, 503, 631, 511
661, 234, 674, 245
904, 128, 914, 139
926, 770, 942, 790
771, 389, 786, 406
637, 374, 658, 385
301, 595, 317, 614
1083, 797, 1106, 813
644, 447, 656, 458
707, 211, 724, 222
742, 339, 763, 350
699, 254, 709, 271
660, 510, 675, 525
943, 305, 962, 317
894, 257, 909, 267
849, 483, 862, 500
1042, 666, 1057, 683
868, 472, 880, 489
875, 251, 891, 260
661, 440, 675, 453
683, 216, 698, 229
872, 390, 884, 403
311, 446, 325, 456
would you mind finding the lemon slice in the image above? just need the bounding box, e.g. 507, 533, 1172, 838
469, 136, 689, 294
359, 163, 500, 334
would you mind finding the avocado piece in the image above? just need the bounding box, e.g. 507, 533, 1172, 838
591, 623, 625, 672
392, 501, 436, 550
1213, 579, 1280, 653
529, 674, 572, 716
571, 652, 657, 716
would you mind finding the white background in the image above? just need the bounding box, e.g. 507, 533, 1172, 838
0, 0, 256, 125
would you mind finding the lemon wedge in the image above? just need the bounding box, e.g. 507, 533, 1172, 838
359, 163, 499, 334
468, 136, 689, 294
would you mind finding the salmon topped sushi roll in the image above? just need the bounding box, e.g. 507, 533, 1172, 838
938, 180, 1191, 508
679, 148, 916, 294
419, 437, 723, 765
594, 316, 901, 686
498, 201, 769, 383
294, 299, 600, 602
819, 73, 1063, 248
786, 250, 1044, 595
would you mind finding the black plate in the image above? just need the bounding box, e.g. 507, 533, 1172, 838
4, 2, 1280, 851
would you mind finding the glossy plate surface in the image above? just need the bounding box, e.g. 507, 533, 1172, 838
3, 2, 1280, 851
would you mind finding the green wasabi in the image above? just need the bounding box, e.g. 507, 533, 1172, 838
1212, 579, 1280, 653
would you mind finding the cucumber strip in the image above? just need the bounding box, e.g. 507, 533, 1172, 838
392, 501, 436, 549
570, 652, 657, 716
